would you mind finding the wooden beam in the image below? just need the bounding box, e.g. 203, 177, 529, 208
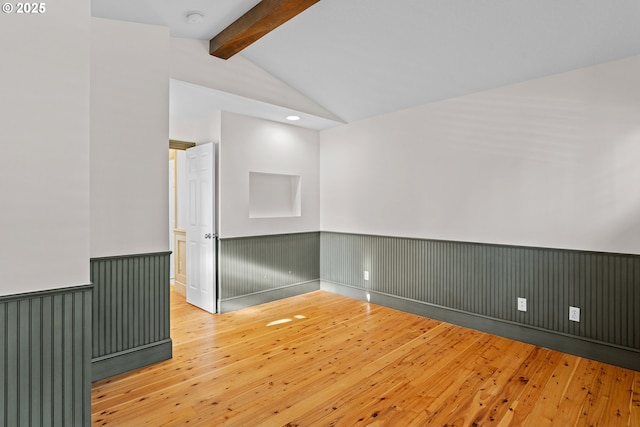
210, 0, 320, 59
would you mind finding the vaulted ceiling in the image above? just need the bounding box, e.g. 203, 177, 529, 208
92, 0, 640, 127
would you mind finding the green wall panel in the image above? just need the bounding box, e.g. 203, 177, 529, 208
218, 233, 320, 310
321, 232, 640, 370
90, 252, 172, 380
0, 285, 92, 427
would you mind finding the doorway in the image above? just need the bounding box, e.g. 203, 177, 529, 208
169, 148, 188, 296
169, 141, 217, 313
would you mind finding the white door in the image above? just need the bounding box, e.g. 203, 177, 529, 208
186, 143, 216, 313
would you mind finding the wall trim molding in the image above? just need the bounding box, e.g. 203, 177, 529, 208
321, 280, 640, 372
218, 231, 321, 241
0, 284, 93, 302
90, 250, 172, 262
219, 280, 320, 313
92, 339, 173, 381
321, 230, 640, 258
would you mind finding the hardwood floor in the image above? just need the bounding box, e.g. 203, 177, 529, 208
92, 290, 640, 426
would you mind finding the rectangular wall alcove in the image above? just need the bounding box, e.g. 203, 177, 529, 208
249, 172, 301, 218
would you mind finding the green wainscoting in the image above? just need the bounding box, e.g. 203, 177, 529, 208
90, 252, 172, 381
320, 232, 640, 371
218, 232, 320, 312
0, 285, 92, 426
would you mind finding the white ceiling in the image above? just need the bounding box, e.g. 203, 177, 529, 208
93, 0, 640, 128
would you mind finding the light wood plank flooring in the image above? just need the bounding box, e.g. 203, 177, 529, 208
92, 290, 640, 426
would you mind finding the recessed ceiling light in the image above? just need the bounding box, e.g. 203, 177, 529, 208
286, 115, 300, 121
186, 11, 204, 24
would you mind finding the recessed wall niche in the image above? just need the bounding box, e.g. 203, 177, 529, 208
249, 172, 301, 218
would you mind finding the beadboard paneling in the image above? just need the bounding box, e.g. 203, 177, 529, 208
0, 285, 92, 427
90, 252, 172, 380
320, 232, 640, 368
218, 233, 320, 311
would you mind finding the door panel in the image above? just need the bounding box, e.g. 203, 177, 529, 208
186, 143, 216, 313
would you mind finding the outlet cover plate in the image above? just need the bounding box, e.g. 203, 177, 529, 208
517, 297, 527, 312
364, 270, 369, 281
569, 306, 580, 322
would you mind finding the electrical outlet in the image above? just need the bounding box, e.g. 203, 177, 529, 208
517, 297, 527, 312
569, 306, 580, 322
364, 270, 370, 281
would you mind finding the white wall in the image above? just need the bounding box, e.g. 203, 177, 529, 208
321, 56, 640, 255
0, 0, 91, 295
170, 113, 220, 145
90, 18, 170, 257
219, 112, 320, 238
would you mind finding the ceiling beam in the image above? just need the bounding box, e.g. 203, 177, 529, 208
210, 0, 320, 60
